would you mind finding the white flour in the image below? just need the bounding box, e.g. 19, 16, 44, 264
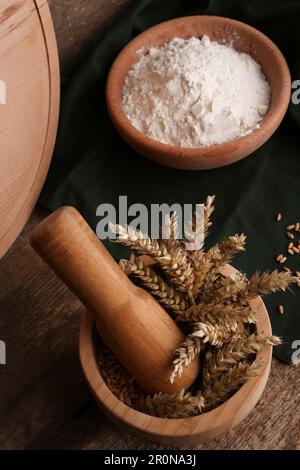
122, 36, 271, 148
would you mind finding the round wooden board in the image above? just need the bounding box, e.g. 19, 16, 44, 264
0, 0, 60, 258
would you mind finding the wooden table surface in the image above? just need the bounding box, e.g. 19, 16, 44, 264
0, 207, 299, 450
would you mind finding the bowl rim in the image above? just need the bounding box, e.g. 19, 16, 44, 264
79, 265, 272, 443
106, 15, 291, 166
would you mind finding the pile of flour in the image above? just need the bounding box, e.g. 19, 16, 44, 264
122, 36, 271, 148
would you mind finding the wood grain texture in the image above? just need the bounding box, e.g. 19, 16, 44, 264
106, 16, 291, 170
0, 208, 299, 450
29, 207, 199, 394
0, 0, 60, 258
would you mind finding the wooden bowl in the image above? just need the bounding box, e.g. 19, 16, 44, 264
79, 265, 273, 447
0, 0, 60, 258
106, 16, 291, 170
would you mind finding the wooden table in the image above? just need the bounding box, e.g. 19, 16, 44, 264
0, 207, 299, 450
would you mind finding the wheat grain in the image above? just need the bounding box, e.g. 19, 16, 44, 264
276, 213, 282, 222
278, 305, 284, 315
99, 341, 141, 407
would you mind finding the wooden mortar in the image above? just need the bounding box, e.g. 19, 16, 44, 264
80, 264, 273, 447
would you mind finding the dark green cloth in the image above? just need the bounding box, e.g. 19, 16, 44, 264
40, 0, 300, 364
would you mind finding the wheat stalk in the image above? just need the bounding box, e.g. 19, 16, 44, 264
202, 360, 261, 411
138, 389, 205, 418
203, 333, 281, 384
120, 256, 188, 314
170, 336, 201, 383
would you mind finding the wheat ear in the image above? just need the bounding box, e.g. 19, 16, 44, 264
138, 389, 205, 418
170, 336, 202, 383
170, 316, 243, 383
192, 320, 242, 347
176, 301, 257, 325
202, 233, 246, 270
110, 223, 195, 298
162, 212, 181, 252
203, 333, 281, 384
204, 195, 215, 239
239, 270, 295, 300
190, 250, 214, 297
212, 271, 249, 303
202, 360, 261, 411
191, 235, 245, 299
119, 256, 188, 314
109, 223, 164, 257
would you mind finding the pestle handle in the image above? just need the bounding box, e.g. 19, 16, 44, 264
30, 207, 199, 393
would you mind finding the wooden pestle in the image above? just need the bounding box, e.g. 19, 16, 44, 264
30, 207, 200, 394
